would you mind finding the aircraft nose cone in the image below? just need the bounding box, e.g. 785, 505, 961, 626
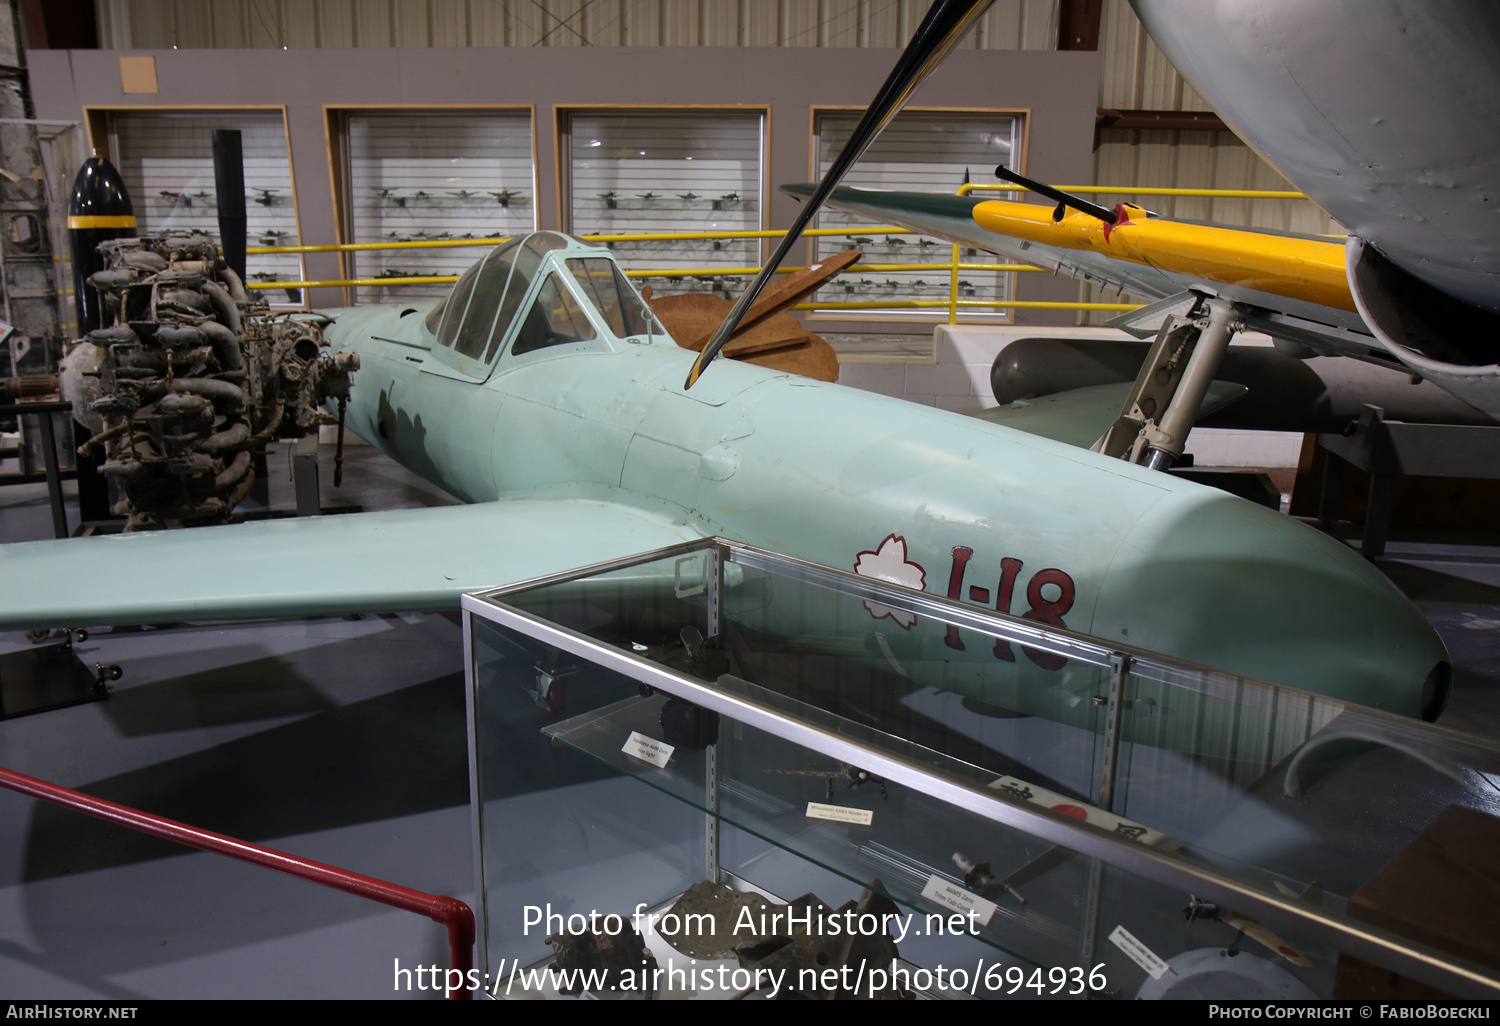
1094, 488, 1450, 721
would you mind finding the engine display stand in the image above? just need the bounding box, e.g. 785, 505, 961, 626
0, 633, 115, 721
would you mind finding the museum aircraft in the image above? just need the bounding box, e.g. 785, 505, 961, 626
784, 0, 1500, 468
0, 225, 1451, 724
0, 0, 1452, 728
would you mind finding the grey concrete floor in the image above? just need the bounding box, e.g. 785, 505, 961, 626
1, 439, 1498, 999
0, 441, 473, 999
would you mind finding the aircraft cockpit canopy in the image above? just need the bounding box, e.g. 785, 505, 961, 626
424, 231, 660, 368
565, 256, 655, 340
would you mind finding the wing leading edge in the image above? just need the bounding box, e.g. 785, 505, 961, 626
780, 183, 1372, 338
0, 500, 696, 631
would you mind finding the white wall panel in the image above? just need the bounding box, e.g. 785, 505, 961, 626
344, 111, 536, 302
813, 110, 1019, 319
564, 111, 762, 295
111, 111, 302, 295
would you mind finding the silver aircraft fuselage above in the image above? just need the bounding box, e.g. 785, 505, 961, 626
1133, 0, 1500, 314
1130, 0, 1500, 413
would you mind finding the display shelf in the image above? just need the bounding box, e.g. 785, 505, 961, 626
466, 537, 1500, 999
540, 687, 1079, 971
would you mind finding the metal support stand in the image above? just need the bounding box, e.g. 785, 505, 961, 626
1078, 651, 1130, 995
73, 418, 112, 524
1079, 857, 1106, 997
704, 546, 722, 641
1097, 652, 1129, 813
0, 630, 118, 721
704, 543, 723, 881
705, 741, 720, 884
1318, 405, 1500, 559
0, 399, 73, 538
292, 433, 320, 517
249, 447, 271, 506
33, 404, 65, 538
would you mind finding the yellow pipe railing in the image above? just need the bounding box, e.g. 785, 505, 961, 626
246, 225, 914, 257
250, 179, 1307, 316
248, 261, 1045, 291
245, 222, 1060, 324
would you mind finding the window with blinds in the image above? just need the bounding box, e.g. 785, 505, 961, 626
112, 111, 301, 301
563, 110, 763, 299
813, 110, 1022, 321
344, 111, 536, 304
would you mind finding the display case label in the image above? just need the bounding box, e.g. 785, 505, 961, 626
920, 875, 997, 927
987, 775, 1172, 848
805, 802, 874, 826
622, 731, 674, 768
1109, 925, 1169, 980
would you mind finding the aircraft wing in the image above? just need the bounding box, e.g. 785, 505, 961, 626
781, 183, 1392, 366
0, 500, 695, 632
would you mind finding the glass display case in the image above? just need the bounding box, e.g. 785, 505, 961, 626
463, 538, 1500, 1000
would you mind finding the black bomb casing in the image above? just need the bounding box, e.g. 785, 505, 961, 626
67, 156, 136, 335
211, 129, 247, 283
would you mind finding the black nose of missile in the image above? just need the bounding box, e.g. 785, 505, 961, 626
68, 156, 136, 335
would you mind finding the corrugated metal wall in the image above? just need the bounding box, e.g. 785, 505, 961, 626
93, 0, 1061, 50
90, 0, 1337, 322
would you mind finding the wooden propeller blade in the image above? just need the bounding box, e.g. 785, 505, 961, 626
647, 292, 840, 381
650, 293, 810, 356
676, 248, 861, 351
736, 248, 863, 330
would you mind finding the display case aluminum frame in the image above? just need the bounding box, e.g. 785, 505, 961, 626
463, 536, 1500, 998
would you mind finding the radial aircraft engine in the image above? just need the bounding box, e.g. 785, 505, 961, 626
0, 231, 1452, 732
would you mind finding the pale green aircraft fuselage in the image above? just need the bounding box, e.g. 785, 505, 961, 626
314, 233, 1448, 723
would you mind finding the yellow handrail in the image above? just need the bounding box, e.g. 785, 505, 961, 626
246, 261, 1046, 291
246, 226, 913, 256
246, 189, 1209, 318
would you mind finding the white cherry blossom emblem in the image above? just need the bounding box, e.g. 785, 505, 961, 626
853, 534, 927, 629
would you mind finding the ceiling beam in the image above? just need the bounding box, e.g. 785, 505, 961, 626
1096, 109, 1231, 133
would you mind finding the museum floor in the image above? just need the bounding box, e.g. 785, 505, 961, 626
1, 440, 1498, 999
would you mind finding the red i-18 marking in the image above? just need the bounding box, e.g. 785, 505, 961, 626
943, 545, 1076, 670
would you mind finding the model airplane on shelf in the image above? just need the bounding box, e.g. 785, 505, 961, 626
1185, 881, 1323, 969
0, 0, 1451, 731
